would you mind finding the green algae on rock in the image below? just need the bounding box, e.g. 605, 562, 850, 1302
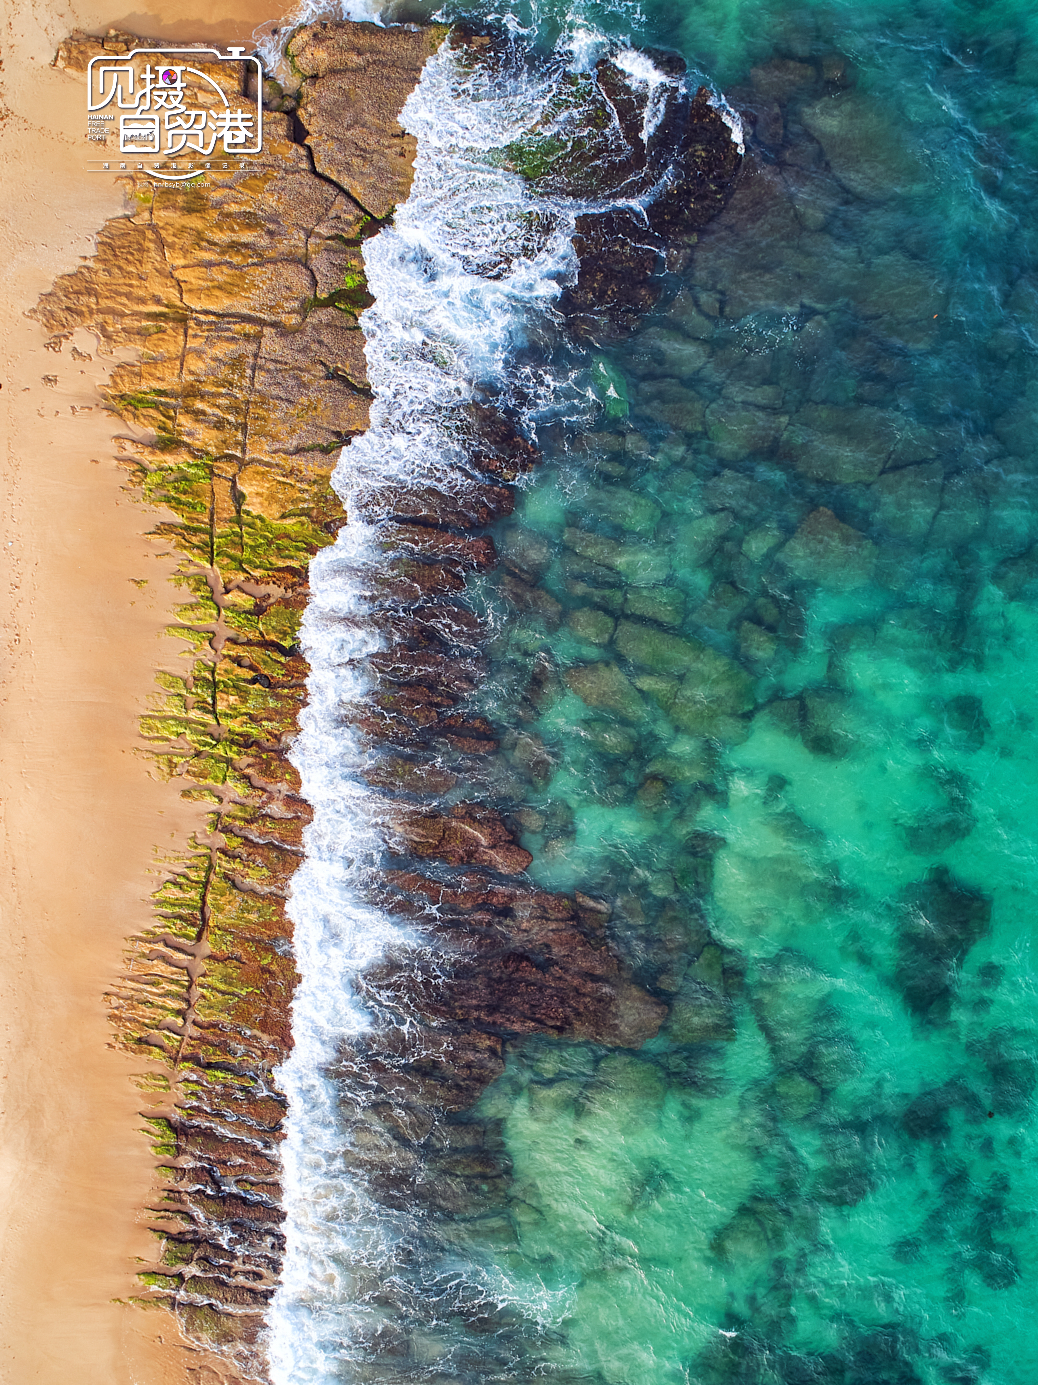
37, 21, 442, 1375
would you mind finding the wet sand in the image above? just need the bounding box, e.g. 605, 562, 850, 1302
0, 1, 291, 1380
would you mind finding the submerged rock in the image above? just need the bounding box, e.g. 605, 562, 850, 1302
800, 90, 926, 203
623, 587, 687, 628
580, 484, 662, 535
565, 660, 646, 721
872, 461, 943, 541
896, 867, 992, 1022
613, 621, 754, 734
780, 403, 898, 483
900, 766, 977, 855
634, 326, 712, 380
778, 508, 877, 588
666, 978, 735, 1043
705, 400, 788, 461
637, 378, 707, 432
564, 526, 672, 584
568, 607, 616, 645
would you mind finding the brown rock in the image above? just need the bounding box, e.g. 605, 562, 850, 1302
382, 523, 497, 570
644, 86, 745, 243
376, 558, 466, 604
395, 806, 533, 875
33, 218, 182, 353
426, 713, 499, 757
175, 319, 260, 455
175, 261, 315, 327
367, 648, 483, 694
291, 22, 447, 219
377, 603, 485, 652
249, 310, 371, 459
375, 482, 515, 528
779, 508, 877, 588
55, 28, 149, 70
364, 757, 459, 796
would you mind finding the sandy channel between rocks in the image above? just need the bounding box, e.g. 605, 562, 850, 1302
0, 2, 294, 1381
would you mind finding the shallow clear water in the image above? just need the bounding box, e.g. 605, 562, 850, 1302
272, 0, 1038, 1380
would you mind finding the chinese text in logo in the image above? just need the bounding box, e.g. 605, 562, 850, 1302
87, 48, 262, 168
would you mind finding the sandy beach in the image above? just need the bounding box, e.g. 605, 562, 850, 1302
0, 1, 289, 1380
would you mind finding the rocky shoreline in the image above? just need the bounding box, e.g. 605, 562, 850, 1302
38, 23, 741, 1377
37, 22, 444, 1373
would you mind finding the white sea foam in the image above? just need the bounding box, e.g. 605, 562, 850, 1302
613, 46, 679, 143
266, 37, 585, 1383
707, 89, 746, 155
266, 22, 717, 1377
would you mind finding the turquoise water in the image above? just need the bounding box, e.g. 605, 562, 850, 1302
426, 1, 1038, 1380
270, 2, 1038, 1378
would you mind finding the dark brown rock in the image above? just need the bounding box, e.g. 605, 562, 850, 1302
393, 805, 533, 875
561, 209, 665, 340
382, 522, 498, 569
375, 482, 515, 528
457, 402, 540, 480
380, 875, 665, 1048
645, 86, 745, 242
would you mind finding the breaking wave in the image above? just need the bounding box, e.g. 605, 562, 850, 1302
267, 27, 682, 1380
